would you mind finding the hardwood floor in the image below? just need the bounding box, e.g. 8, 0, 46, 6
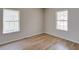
0, 33, 79, 50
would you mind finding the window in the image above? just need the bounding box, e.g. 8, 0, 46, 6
56, 10, 68, 31
3, 9, 20, 34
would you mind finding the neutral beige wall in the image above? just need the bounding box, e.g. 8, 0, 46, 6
44, 8, 79, 44
0, 8, 44, 44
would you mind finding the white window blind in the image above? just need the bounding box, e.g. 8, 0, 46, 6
56, 10, 68, 31
3, 9, 20, 34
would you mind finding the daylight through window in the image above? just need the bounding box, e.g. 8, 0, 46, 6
3, 9, 20, 34
56, 10, 68, 31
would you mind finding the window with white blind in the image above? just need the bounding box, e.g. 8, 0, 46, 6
3, 9, 20, 34
56, 10, 68, 31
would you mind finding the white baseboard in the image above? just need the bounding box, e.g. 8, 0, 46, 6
0, 33, 43, 45
0, 32, 79, 45
45, 32, 79, 44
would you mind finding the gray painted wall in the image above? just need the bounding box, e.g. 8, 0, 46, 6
0, 8, 79, 45
0, 8, 44, 44
44, 8, 79, 43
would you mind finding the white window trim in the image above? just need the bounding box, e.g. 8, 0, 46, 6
56, 10, 68, 31
3, 9, 20, 34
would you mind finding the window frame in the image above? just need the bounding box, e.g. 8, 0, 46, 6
3, 9, 20, 34
56, 10, 68, 31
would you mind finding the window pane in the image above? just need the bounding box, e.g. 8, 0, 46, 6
63, 21, 68, 26
14, 22, 20, 31
57, 21, 64, 26
56, 21, 68, 31
3, 22, 10, 33
57, 10, 68, 21
3, 9, 20, 34
63, 25, 68, 31
56, 10, 68, 31
3, 9, 20, 22
63, 11, 68, 20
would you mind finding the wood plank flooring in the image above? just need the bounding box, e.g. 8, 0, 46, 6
0, 33, 79, 50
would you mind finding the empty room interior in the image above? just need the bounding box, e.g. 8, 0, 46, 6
0, 8, 79, 50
